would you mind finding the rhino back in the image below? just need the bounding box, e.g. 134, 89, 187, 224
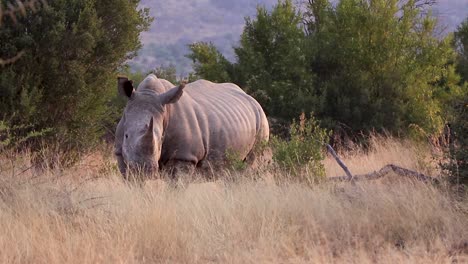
161, 80, 268, 165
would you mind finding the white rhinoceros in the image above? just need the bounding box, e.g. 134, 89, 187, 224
115, 74, 269, 178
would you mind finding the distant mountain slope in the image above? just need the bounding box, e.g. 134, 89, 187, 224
129, 0, 468, 75
129, 0, 276, 74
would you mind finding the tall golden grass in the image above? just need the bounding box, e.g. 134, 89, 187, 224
0, 138, 466, 263
323, 136, 441, 178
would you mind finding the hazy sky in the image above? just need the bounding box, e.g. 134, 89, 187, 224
434, 0, 468, 32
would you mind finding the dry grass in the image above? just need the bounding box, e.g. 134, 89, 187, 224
324, 136, 441, 177
0, 138, 466, 263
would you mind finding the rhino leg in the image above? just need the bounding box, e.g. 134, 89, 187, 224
115, 118, 127, 176
165, 160, 196, 180
245, 139, 272, 170
116, 153, 127, 176
245, 110, 271, 170
245, 148, 271, 170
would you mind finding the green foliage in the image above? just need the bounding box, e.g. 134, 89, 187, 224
447, 18, 468, 185
271, 113, 328, 180
186, 1, 312, 120
0, 120, 51, 154
306, 0, 460, 135
0, 0, 152, 157
153, 64, 178, 84
225, 149, 248, 171
455, 18, 468, 83
188, 0, 462, 138
186, 42, 232, 83
446, 94, 468, 185
234, 0, 313, 120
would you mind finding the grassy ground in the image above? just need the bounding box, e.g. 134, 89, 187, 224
0, 138, 466, 263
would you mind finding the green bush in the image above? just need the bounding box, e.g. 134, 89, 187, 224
225, 148, 248, 171
447, 16, 468, 186
188, 0, 462, 137
271, 113, 329, 181
447, 95, 468, 185
153, 65, 179, 84
0, 0, 152, 163
0, 120, 50, 150
187, 42, 232, 83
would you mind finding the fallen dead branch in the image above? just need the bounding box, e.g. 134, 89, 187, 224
328, 164, 439, 183
325, 143, 438, 183
326, 143, 353, 181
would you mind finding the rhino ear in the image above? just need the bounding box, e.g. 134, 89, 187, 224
160, 82, 186, 105
118, 77, 134, 99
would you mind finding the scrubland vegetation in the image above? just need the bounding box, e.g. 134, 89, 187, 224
1, 0, 468, 262
1, 0, 467, 180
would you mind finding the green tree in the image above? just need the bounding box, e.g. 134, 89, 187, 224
187, 0, 462, 140
186, 1, 312, 120
153, 64, 178, 84
234, 0, 313, 120
447, 17, 468, 185
455, 17, 468, 83
0, 0, 152, 161
305, 0, 461, 135
446, 94, 468, 185
186, 42, 232, 83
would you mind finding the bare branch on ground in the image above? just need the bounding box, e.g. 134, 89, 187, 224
329, 164, 439, 183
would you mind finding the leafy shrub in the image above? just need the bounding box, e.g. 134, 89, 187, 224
271, 113, 329, 181
447, 19, 468, 186
446, 94, 468, 185
153, 65, 179, 84
225, 149, 248, 171
187, 42, 232, 83
0, 120, 51, 151
0, 0, 152, 164
188, 0, 461, 137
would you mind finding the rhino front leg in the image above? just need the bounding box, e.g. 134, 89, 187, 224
165, 160, 196, 183
115, 152, 127, 176
115, 118, 127, 177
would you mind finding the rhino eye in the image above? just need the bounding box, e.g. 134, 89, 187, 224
125, 134, 128, 139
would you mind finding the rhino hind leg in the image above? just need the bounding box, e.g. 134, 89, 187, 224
245, 144, 273, 170
246, 110, 271, 170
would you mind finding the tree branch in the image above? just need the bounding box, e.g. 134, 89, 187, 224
329, 164, 439, 183
0, 50, 25, 66
325, 143, 353, 181
0, 0, 48, 66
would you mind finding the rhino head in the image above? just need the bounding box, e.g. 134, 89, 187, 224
117, 76, 185, 174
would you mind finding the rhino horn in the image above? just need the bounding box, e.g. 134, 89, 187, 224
140, 117, 155, 154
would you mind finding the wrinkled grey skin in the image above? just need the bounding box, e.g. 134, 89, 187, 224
115, 74, 269, 178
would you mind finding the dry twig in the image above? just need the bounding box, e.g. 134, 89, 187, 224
0, 0, 48, 66
0, 50, 25, 66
